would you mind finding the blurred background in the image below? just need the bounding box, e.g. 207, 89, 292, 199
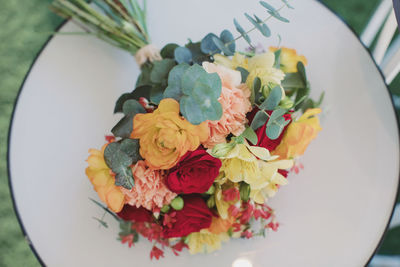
0, 0, 399, 266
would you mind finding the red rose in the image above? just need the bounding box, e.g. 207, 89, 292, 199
247, 109, 292, 151
165, 148, 221, 194
162, 195, 213, 238
117, 205, 153, 222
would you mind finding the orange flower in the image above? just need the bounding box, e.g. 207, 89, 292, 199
85, 144, 125, 212
269, 47, 308, 73
131, 98, 209, 170
272, 108, 322, 159
208, 216, 235, 234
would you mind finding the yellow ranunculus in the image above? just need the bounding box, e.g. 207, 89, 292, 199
186, 229, 229, 254
86, 144, 125, 212
269, 47, 308, 73
131, 99, 209, 170
273, 108, 322, 160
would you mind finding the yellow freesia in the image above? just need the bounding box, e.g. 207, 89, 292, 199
249, 159, 294, 204
186, 229, 229, 254
86, 144, 125, 212
273, 108, 322, 160
269, 47, 308, 73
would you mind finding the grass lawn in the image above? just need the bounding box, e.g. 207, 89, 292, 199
0, 0, 398, 266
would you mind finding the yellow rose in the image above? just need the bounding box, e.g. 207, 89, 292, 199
86, 144, 125, 212
131, 98, 209, 170
273, 108, 322, 159
269, 47, 308, 73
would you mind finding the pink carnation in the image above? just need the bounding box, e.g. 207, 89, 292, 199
202, 62, 252, 148
121, 160, 176, 211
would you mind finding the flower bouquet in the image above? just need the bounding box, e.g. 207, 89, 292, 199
52, 0, 323, 259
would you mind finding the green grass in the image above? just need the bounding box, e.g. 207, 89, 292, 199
0, 0, 398, 266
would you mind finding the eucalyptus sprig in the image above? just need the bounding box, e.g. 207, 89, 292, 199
51, 0, 150, 55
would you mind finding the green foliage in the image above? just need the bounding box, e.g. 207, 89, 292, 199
161, 43, 179, 59
236, 67, 249, 83
234, 18, 252, 44
114, 85, 151, 113
201, 33, 221, 54
245, 13, 271, 37
239, 182, 251, 202
252, 76, 263, 104
185, 41, 211, 64
112, 99, 145, 138
241, 126, 258, 145
259, 86, 282, 110
274, 48, 282, 69
260, 1, 290, 22
266, 109, 289, 139
104, 139, 140, 190
150, 59, 175, 85
250, 110, 268, 130
163, 63, 190, 100
219, 29, 236, 55
174, 46, 192, 64
179, 64, 223, 124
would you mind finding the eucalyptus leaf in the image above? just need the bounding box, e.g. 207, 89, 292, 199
185, 41, 210, 64
274, 48, 282, 69
259, 1, 277, 13
268, 10, 290, 23
250, 110, 268, 130
161, 43, 179, 59
174, 46, 192, 64
113, 85, 151, 114
122, 99, 146, 115
220, 29, 236, 55
282, 72, 306, 89
282, 0, 294, 9
150, 59, 176, 84
163, 63, 190, 100
236, 67, 249, 83
135, 62, 152, 87
149, 85, 164, 104
253, 77, 263, 104
259, 86, 282, 110
297, 61, 307, 83
265, 123, 281, 139
267, 108, 287, 126
201, 33, 221, 54
112, 99, 145, 138
181, 64, 207, 95
254, 14, 271, 37
245, 13, 271, 37
242, 127, 258, 145
233, 18, 251, 44
212, 36, 234, 56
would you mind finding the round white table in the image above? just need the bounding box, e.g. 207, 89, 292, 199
8, 0, 400, 266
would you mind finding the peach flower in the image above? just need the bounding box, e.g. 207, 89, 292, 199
121, 160, 176, 211
86, 144, 125, 213
202, 62, 252, 148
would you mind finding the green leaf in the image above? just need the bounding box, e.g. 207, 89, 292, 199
259, 1, 277, 13
250, 110, 268, 130
112, 100, 145, 138
274, 48, 282, 69
93, 217, 108, 228
259, 86, 282, 110
315, 91, 325, 107
267, 10, 290, 23
282, 72, 306, 89
163, 63, 190, 101
236, 67, 249, 83
150, 59, 176, 84
174, 46, 192, 64
234, 18, 251, 44
185, 41, 210, 64
241, 127, 258, 145
239, 182, 251, 202
297, 61, 307, 83
245, 13, 271, 37
180, 96, 204, 125
149, 85, 164, 104
253, 77, 263, 104
282, 0, 294, 9
266, 117, 290, 140
212, 36, 234, 56
267, 108, 287, 126
135, 63, 153, 87
160, 43, 179, 59
195, 72, 222, 99
113, 85, 152, 114
220, 29, 236, 55
181, 64, 207, 95
201, 33, 221, 54
104, 139, 140, 190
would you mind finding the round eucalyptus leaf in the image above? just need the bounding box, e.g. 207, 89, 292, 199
174, 46, 193, 64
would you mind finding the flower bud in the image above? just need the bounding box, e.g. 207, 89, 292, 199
207, 195, 216, 209
171, 196, 184, 210
239, 182, 250, 202
160, 205, 170, 213
280, 96, 294, 109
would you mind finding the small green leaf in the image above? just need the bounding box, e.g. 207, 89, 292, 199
259, 1, 277, 13
195, 72, 222, 99
250, 110, 268, 130
160, 43, 179, 59
236, 67, 249, 83
282, 0, 294, 9
93, 217, 108, 228
220, 29, 236, 55
181, 64, 207, 95
135, 63, 152, 87
149, 85, 164, 104
259, 86, 282, 110
239, 182, 250, 202
267, 10, 290, 23
150, 59, 176, 84
267, 108, 287, 126
201, 33, 221, 54
185, 41, 210, 64
245, 13, 271, 37
297, 61, 307, 83
234, 18, 252, 44
122, 99, 146, 116
242, 127, 258, 145
266, 123, 281, 139
253, 77, 263, 104
113, 85, 151, 114
274, 48, 282, 69
212, 36, 234, 56
174, 46, 192, 64
282, 72, 306, 89
104, 139, 140, 190
112, 100, 145, 138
